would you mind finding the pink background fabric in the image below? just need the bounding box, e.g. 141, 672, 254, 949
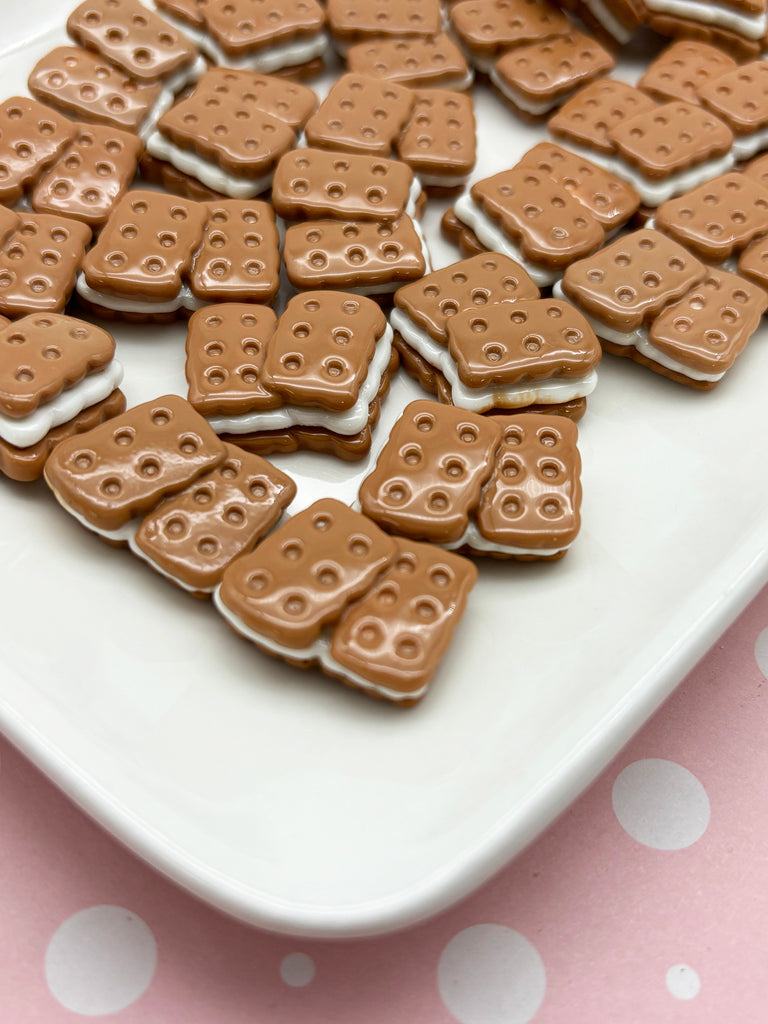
3, 581, 768, 1020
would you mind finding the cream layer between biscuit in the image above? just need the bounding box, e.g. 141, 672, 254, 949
207, 323, 393, 436
552, 281, 726, 382
489, 69, 589, 118
390, 306, 598, 411
581, 0, 635, 42
0, 359, 124, 448
551, 141, 736, 207
75, 275, 208, 316
442, 518, 573, 558
644, 0, 768, 38
145, 129, 282, 198
212, 587, 429, 704
138, 54, 208, 140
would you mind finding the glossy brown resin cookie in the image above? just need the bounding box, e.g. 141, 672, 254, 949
304, 74, 414, 157
0, 96, 76, 206
0, 213, 91, 317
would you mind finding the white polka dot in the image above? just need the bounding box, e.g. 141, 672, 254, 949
666, 964, 701, 1000
437, 924, 546, 1024
280, 952, 315, 988
612, 758, 710, 850
754, 627, 768, 678
45, 905, 157, 1015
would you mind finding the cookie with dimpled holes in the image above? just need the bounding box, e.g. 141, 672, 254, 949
326, 0, 442, 51
0, 213, 91, 319
131, 443, 296, 596
395, 90, 477, 192
30, 123, 143, 230
637, 39, 738, 105
697, 60, 768, 160
0, 96, 76, 207
66, 0, 200, 84
304, 74, 414, 157
548, 78, 657, 156
28, 47, 164, 136
654, 172, 768, 263
490, 30, 615, 121
44, 394, 229, 540
345, 34, 473, 92
449, 0, 570, 73
271, 147, 419, 223
282, 216, 429, 294
641, 3, 767, 61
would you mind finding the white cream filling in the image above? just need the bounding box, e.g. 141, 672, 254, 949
582, 0, 634, 42
212, 587, 428, 703
390, 306, 598, 412
730, 122, 768, 161
644, 0, 767, 39
489, 67, 584, 117
407, 175, 424, 220
552, 140, 736, 207
0, 359, 124, 448
44, 479, 141, 544
553, 280, 726, 381
207, 324, 393, 437
138, 53, 207, 141
442, 518, 572, 557
145, 129, 281, 198
415, 169, 471, 188
127, 533, 213, 593
76, 274, 208, 315
453, 194, 560, 287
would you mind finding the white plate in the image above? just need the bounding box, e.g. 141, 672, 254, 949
2, 9, 768, 938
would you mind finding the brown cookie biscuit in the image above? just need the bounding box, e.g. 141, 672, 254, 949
345, 34, 473, 91
392, 251, 540, 348
271, 147, 418, 223
698, 59, 768, 159
358, 399, 503, 543
395, 90, 476, 190
560, 228, 707, 332
440, 206, 487, 256
326, 0, 442, 49
449, 0, 570, 71
137, 151, 228, 201
326, 539, 477, 704
490, 31, 615, 120
155, 0, 205, 30
216, 497, 399, 650
655, 171, 768, 262
66, 0, 200, 83
548, 78, 657, 155
132, 443, 296, 594
0, 213, 92, 318
641, 5, 766, 61
472, 413, 581, 559
518, 142, 640, 231
189, 0, 326, 63
737, 231, 768, 289
28, 46, 164, 135
304, 74, 414, 157
0, 96, 76, 206
637, 39, 738, 105
30, 123, 143, 229
79, 189, 209, 310
186, 303, 280, 416
187, 200, 280, 304
283, 217, 428, 293
44, 394, 229, 538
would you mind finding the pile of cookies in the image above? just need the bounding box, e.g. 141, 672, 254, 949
3, 0, 768, 704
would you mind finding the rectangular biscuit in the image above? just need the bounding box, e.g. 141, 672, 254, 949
326, 539, 477, 704
637, 40, 738, 105
561, 228, 707, 332
548, 79, 658, 155
395, 90, 476, 187
187, 199, 280, 304
271, 147, 417, 222
44, 394, 228, 536
282, 216, 428, 292
358, 398, 502, 543
655, 171, 768, 262
0, 96, 76, 206
475, 414, 581, 555
81, 190, 209, 302
132, 443, 296, 594
195, 0, 326, 59
518, 142, 640, 231
30, 123, 143, 229
449, 0, 570, 68
393, 251, 540, 346
470, 165, 605, 270
446, 296, 601, 392
698, 60, 768, 142
304, 74, 414, 157
216, 497, 399, 650
345, 33, 473, 91
28, 46, 164, 135
185, 303, 281, 416
327, 0, 442, 47
66, 0, 199, 82
0, 213, 92, 317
